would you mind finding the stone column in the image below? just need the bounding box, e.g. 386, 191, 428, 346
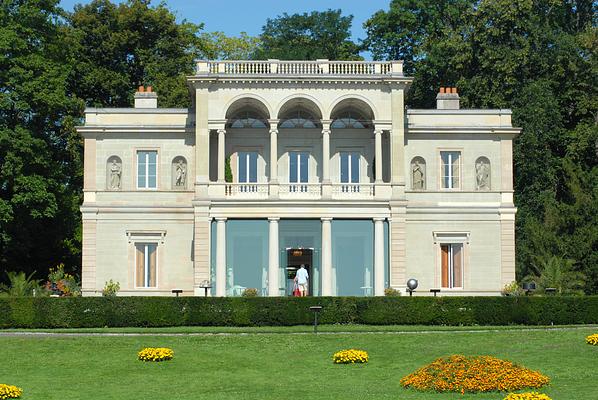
215, 217, 227, 296
217, 128, 226, 182
374, 218, 385, 296
321, 217, 333, 296
268, 217, 280, 296
374, 128, 383, 183
269, 126, 278, 184
322, 122, 331, 183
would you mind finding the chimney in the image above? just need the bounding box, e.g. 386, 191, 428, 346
134, 86, 158, 108
436, 87, 460, 110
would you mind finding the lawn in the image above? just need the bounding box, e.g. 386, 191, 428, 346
2, 326, 597, 399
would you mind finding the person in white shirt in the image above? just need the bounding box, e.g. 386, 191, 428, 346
294, 264, 309, 297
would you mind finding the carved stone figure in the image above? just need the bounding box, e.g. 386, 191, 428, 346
475, 159, 490, 190
412, 159, 425, 190
174, 159, 186, 187
109, 159, 121, 189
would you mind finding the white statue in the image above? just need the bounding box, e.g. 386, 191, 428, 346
412, 159, 425, 190
475, 159, 490, 190
174, 159, 186, 187
109, 160, 121, 189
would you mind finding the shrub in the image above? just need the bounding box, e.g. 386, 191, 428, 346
0, 384, 23, 399
333, 349, 368, 364
400, 355, 549, 393
504, 393, 552, 400
586, 333, 598, 345
102, 280, 120, 297
1, 296, 598, 328
502, 281, 524, 297
138, 347, 174, 362
242, 288, 258, 297
384, 287, 401, 297
45, 265, 80, 297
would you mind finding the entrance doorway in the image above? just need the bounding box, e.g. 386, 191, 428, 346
286, 248, 313, 296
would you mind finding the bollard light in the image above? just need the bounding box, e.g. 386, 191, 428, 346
406, 278, 418, 297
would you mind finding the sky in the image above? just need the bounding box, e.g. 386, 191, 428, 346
58, 0, 391, 59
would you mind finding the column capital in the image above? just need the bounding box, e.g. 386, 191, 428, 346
320, 217, 333, 222
217, 128, 226, 135
373, 217, 386, 222
269, 127, 278, 135
321, 128, 331, 136
321, 119, 332, 131
268, 217, 280, 222
268, 119, 279, 127
373, 128, 383, 135
215, 217, 227, 222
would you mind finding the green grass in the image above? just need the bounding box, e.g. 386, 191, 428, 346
2, 327, 597, 399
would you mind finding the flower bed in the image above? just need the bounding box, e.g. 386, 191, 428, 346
586, 333, 598, 345
0, 384, 23, 399
332, 349, 368, 364
138, 347, 174, 362
400, 355, 549, 393
504, 393, 552, 400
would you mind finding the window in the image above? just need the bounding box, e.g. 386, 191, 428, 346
289, 151, 309, 192
440, 243, 463, 288
228, 111, 267, 128
137, 151, 157, 189
135, 243, 157, 288
331, 109, 371, 129
340, 152, 360, 192
440, 151, 460, 189
238, 152, 258, 183
280, 110, 320, 129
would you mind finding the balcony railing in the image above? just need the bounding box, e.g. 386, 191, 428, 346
225, 183, 269, 198
279, 183, 322, 199
196, 60, 403, 76
331, 184, 375, 199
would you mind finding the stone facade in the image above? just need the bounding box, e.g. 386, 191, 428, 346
79, 60, 519, 297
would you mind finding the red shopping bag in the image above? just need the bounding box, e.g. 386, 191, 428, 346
293, 283, 301, 297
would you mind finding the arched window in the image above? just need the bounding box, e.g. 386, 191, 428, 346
279, 108, 321, 129
331, 109, 372, 129
227, 110, 267, 128
411, 156, 426, 190
106, 155, 122, 190
475, 156, 491, 191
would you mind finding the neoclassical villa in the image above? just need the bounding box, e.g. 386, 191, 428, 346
79, 60, 519, 297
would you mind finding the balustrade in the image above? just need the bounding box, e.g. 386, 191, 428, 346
198, 60, 401, 76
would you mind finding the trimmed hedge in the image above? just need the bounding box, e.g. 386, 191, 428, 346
1, 296, 597, 328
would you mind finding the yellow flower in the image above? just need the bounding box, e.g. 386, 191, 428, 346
0, 384, 23, 399
137, 347, 174, 362
332, 349, 368, 364
585, 334, 598, 346
504, 392, 552, 400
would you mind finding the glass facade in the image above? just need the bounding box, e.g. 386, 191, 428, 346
331, 220, 374, 296
226, 220, 269, 296
279, 220, 321, 296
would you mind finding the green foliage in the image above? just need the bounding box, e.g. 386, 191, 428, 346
526, 255, 586, 295
102, 279, 120, 297
224, 155, 233, 183
199, 31, 261, 60
501, 281, 525, 297
1, 296, 597, 328
254, 9, 361, 60
363, 0, 598, 292
384, 287, 401, 297
0, 271, 43, 297
241, 288, 259, 297
45, 264, 81, 297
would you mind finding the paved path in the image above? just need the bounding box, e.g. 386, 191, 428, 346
1, 325, 596, 337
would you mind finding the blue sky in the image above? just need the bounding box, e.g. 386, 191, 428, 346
59, 0, 391, 59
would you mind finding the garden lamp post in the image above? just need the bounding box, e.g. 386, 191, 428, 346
406, 278, 418, 297
309, 306, 323, 334
522, 282, 536, 296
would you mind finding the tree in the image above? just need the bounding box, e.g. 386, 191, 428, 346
0, 0, 83, 281
68, 0, 206, 108
199, 32, 261, 60
363, 0, 598, 292
254, 9, 361, 60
